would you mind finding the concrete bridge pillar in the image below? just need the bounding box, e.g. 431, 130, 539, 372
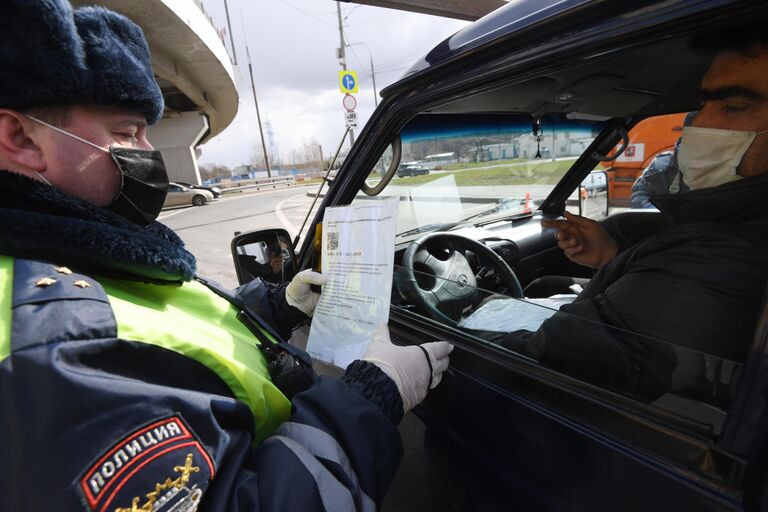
149, 111, 209, 185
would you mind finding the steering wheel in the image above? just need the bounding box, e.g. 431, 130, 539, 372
398, 232, 523, 327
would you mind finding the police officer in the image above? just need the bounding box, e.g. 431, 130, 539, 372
630, 112, 696, 209
0, 2, 452, 511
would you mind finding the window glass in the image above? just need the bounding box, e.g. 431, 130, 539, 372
354, 110, 749, 438
356, 113, 605, 243
391, 262, 736, 437
563, 112, 693, 220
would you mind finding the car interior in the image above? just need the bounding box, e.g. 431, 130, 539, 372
343, 27, 752, 441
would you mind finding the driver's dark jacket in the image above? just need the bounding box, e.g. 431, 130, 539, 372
0, 171, 403, 511
489, 173, 768, 402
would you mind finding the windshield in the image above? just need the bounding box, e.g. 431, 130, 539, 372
356, 113, 605, 241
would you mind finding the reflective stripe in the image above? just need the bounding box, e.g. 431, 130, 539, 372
264, 435, 357, 511
0, 257, 289, 443
275, 422, 375, 512
101, 277, 291, 444
0, 256, 12, 361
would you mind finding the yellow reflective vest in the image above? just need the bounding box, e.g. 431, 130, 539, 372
0, 255, 290, 443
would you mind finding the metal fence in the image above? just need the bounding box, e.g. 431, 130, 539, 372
219, 176, 297, 195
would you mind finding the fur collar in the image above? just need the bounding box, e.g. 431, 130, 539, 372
0, 171, 195, 283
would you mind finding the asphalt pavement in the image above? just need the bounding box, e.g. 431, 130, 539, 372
159, 182, 613, 288
159, 185, 320, 288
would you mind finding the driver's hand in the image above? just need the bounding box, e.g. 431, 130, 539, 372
541, 212, 618, 269
479, 293, 507, 307
285, 269, 328, 316
363, 324, 453, 413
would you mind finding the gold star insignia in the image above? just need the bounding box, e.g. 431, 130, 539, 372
73, 280, 91, 289
55, 266, 73, 275
35, 277, 57, 287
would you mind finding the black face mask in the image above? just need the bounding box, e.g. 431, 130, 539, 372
24, 114, 169, 226
107, 147, 169, 226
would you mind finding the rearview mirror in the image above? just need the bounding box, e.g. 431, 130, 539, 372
231, 228, 297, 286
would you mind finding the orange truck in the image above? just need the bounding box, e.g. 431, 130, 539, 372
602, 113, 687, 206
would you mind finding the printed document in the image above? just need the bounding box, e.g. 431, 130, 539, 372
307, 198, 399, 368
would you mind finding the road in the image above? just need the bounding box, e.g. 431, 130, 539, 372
159, 182, 614, 289
159, 185, 321, 288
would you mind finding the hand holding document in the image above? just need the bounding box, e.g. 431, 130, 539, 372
306, 198, 399, 368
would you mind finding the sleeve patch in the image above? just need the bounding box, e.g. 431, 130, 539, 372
77, 415, 215, 512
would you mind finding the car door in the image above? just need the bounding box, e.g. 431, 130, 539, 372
297, 111, 764, 511
286, 3, 768, 507
168, 184, 190, 207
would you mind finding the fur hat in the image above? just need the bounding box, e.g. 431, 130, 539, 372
0, 0, 164, 124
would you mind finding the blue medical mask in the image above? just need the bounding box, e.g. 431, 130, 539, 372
25, 114, 169, 225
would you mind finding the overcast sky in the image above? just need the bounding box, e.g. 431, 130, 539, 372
196, 0, 469, 169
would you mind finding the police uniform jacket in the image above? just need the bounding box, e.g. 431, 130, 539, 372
0, 171, 403, 512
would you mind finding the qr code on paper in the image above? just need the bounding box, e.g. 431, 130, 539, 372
327, 231, 340, 251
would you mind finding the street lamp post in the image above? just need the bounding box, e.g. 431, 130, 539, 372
346, 41, 378, 107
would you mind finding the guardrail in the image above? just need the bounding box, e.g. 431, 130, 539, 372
220, 177, 297, 195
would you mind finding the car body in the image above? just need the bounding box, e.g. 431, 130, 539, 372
175, 180, 221, 199
397, 162, 430, 177
163, 182, 214, 207
237, 1, 768, 510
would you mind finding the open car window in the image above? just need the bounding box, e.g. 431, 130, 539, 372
348, 110, 751, 441
390, 262, 737, 438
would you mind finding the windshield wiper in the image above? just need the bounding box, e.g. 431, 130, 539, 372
396, 222, 461, 239
395, 199, 530, 239
458, 198, 532, 225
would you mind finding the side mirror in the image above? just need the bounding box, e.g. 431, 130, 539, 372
231, 228, 298, 286
579, 170, 609, 220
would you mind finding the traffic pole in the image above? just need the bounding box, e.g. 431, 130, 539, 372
245, 43, 271, 177
336, 2, 355, 147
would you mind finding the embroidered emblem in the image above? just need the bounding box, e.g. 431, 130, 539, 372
77, 416, 214, 512
35, 277, 57, 287
113, 453, 203, 512
55, 266, 73, 275
73, 280, 92, 288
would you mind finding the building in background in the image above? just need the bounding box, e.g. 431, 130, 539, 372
71, 0, 239, 185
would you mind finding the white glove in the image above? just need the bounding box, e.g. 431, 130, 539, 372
285, 269, 328, 316
363, 323, 453, 413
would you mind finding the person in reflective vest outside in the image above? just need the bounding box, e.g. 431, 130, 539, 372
0, 2, 452, 510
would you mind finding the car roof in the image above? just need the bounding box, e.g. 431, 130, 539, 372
403, 0, 590, 77
383, 1, 766, 121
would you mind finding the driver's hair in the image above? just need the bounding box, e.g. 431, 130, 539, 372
691, 22, 768, 57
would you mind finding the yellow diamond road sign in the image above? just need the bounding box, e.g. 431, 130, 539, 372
339, 71, 358, 94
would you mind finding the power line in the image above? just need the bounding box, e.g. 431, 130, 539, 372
374, 64, 412, 74
344, 35, 367, 74
344, 13, 405, 26
375, 51, 427, 68
278, 0, 337, 26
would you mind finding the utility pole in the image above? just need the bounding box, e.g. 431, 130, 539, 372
370, 53, 378, 107
346, 42, 378, 107
336, 2, 355, 147
245, 43, 271, 177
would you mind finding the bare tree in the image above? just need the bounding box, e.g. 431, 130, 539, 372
250, 140, 268, 170
300, 137, 323, 166
199, 163, 232, 181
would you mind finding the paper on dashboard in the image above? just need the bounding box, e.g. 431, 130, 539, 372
306, 197, 399, 368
